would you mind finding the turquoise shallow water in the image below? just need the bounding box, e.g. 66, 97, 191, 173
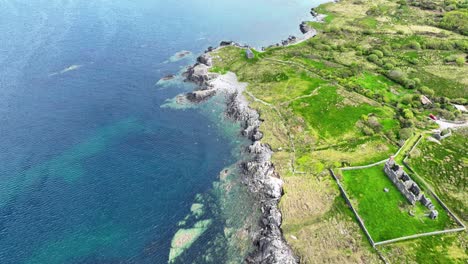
0, 0, 328, 263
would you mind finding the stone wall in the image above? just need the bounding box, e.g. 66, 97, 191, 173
383, 157, 438, 219
384, 158, 421, 205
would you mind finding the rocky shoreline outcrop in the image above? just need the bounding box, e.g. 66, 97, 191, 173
183, 48, 297, 263
179, 5, 333, 261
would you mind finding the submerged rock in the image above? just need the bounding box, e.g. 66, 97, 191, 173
168, 219, 213, 263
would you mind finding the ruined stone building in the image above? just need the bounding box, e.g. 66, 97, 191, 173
384, 156, 438, 219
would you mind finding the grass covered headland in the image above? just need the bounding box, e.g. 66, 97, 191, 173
209, 0, 467, 262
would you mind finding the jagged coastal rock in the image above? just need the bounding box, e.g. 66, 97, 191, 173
184, 47, 297, 264
300, 21, 313, 34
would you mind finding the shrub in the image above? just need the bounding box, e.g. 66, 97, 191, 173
440, 10, 468, 35
400, 94, 414, 105
456, 56, 466, 66
407, 41, 421, 50
445, 54, 461, 62
362, 126, 375, 136
367, 5, 385, 15
403, 109, 414, 119
451, 98, 467, 104
419, 86, 435, 97
408, 58, 419, 65
399, 128, 413, 140
381, 46, 393, 56
387, 68, 406, 82
384, 63, 395, 70
404, 78, 417, 89
368, 116, 383, 132
372, 49, 384, 58
386, 130, 397, 141
367, 54, 380, 62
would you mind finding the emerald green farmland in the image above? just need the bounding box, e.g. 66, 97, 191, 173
290, 85, 396, 140
341, 166, 454, 242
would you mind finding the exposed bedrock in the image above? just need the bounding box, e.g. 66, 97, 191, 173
183, 48, 297, 263
300, 21, 313, 34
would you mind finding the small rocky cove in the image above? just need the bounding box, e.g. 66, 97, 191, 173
181, 45, 297, 264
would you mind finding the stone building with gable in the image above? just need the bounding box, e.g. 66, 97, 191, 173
384, 156, 438, 219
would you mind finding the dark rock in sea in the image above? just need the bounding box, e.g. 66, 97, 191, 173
160, 74, 175, 81
197, 53, 212, 67
310, 8, 318, 17
220, 40, 235, 46
186, 89, 217, 103
185, 63, 212, 87
176, 50, 191, 58
300, 21, 312, 34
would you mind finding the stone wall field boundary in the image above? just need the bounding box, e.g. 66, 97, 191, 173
340, 159, 388, 171
328, 169, 376, 247
374, 226, 466, 246
340, 137, 410, 171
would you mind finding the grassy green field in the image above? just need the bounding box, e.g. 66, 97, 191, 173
341, 165, 454, 242
379, 233, 468, 264
290, 85, 396, 140
408, 129, 468, 222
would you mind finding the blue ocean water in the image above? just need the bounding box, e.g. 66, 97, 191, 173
0, 0, 328, 263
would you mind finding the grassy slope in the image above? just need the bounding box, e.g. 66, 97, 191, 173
210, 0, 467, 262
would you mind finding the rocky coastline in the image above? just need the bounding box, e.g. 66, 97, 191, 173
178, 8, 331, 263
182, 46, 297, 263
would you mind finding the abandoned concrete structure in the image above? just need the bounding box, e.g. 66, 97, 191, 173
384, 156, 438, 219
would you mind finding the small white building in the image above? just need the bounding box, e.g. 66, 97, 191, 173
453, 104, 467, 112
421, 95, 432, 105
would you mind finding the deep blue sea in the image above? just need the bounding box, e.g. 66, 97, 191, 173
0, 0, 328, 263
